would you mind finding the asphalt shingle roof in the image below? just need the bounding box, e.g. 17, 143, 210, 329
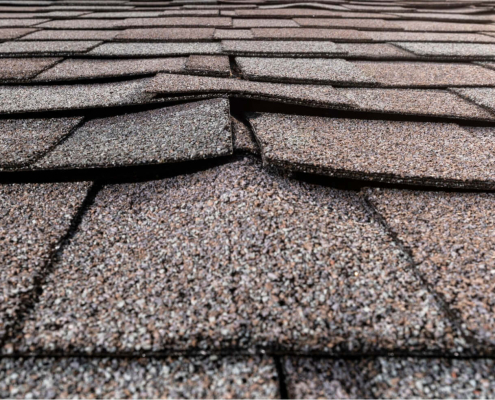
2, 0, 495, 397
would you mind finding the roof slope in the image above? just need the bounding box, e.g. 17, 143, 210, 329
1, 0, 495, 398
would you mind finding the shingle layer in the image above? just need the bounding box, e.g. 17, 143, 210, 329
7, 158, 461, 355
36, 99, 232, 169
249, 113, 495, 188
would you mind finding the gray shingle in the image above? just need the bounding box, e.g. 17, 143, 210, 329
393, 42, 495, 60
88, 42, 222, 57
0, 57, 60, 81
223, 40, 347, 56
0, 356, 279, 399
36, 99, 232, 169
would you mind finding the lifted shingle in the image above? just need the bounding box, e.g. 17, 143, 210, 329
249, 113, 495, 189
0, 356, 279, 398
34, 58, 186, 82
146, 73, 355, 108
341, 88, 495, 120
231, 115, 259, 154
185, 55, 230, 76
8, 158, 461, 354
36, 98, 232, 169
237, 57, 375, 85
0, 79, 150, 114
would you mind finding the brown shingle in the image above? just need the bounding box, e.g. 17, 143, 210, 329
114, 27, 215, 41
367, 188, 495, 347
0, 57, 60, 81
21, 29, 120, 40
223, 40, 347, 56
0, 41, 101, 56
185, 55, 231, 76
117, 17, 232, 27
0, 27, 37, 39
249, 113, 495, 189
293, 17, 403, 29
251, 28, 372, 41
354, 61, 495, 87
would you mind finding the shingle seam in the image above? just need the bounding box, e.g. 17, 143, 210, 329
361, 192, 482, 357
1, 182, 99, 355
274, 356, 289, 399
448, 87, 495, 116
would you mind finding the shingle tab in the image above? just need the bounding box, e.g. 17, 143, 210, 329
117, 16, 232, 27
0, 182, 91, 341
0, 27, 37, 39
0, 356, 279, 399
451, 87, 495, 112
9, 158, 460, 354
237, 57, 376, 85
36, 99, 232, 169
185, 55, 230, 76
0, 57, 60, 81
37, 19, 121, 29
293, 17, 403, 29
251, 28, 373, 41
338, 43, 417, 59
223, 40, 346, 56
213, 28, 253, 39
249, 113, 495, 189
232, 116, 259, 154
341, 88, 495, 120
284, 357, 495, 399
367, 188, 495, 347
233, 18, 299, 27
0, 117, 82, 168
88, 42, 222, 56
114, 27, 215, 41
367, 31, 495, 43
354, 61, 495, 87
0, 79, 149, 114
0, 41, 101, 56
34, 58, 186, 82
21, 29, 120, 40
0, 18, 48, 27
393, 42, 495, 59
146, 73, 355, 108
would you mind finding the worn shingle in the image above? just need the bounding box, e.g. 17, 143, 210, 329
341, 88, 495, 120
88, 42, 222, 56
0, 117, 82, 168
223, 40, 347, 56
114, 27, 215, 41
354, 61, 495, 87
367, 188, 495, 347
284, 357, 495, 399
36, 99, 232, 169
0, 182, 91, 341
0, 356, 279, 399
146, 73, 355, 108
0, 79, 150, 114
237, 57, 375, 85
0, 57, 60, 81
249, 113, 495, 188
34, 58, 186, 82
9, 158, 461, 354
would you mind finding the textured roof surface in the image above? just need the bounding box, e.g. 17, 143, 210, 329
2, 0, 495, 397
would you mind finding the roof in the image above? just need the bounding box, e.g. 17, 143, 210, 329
1, 0, 495, 398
